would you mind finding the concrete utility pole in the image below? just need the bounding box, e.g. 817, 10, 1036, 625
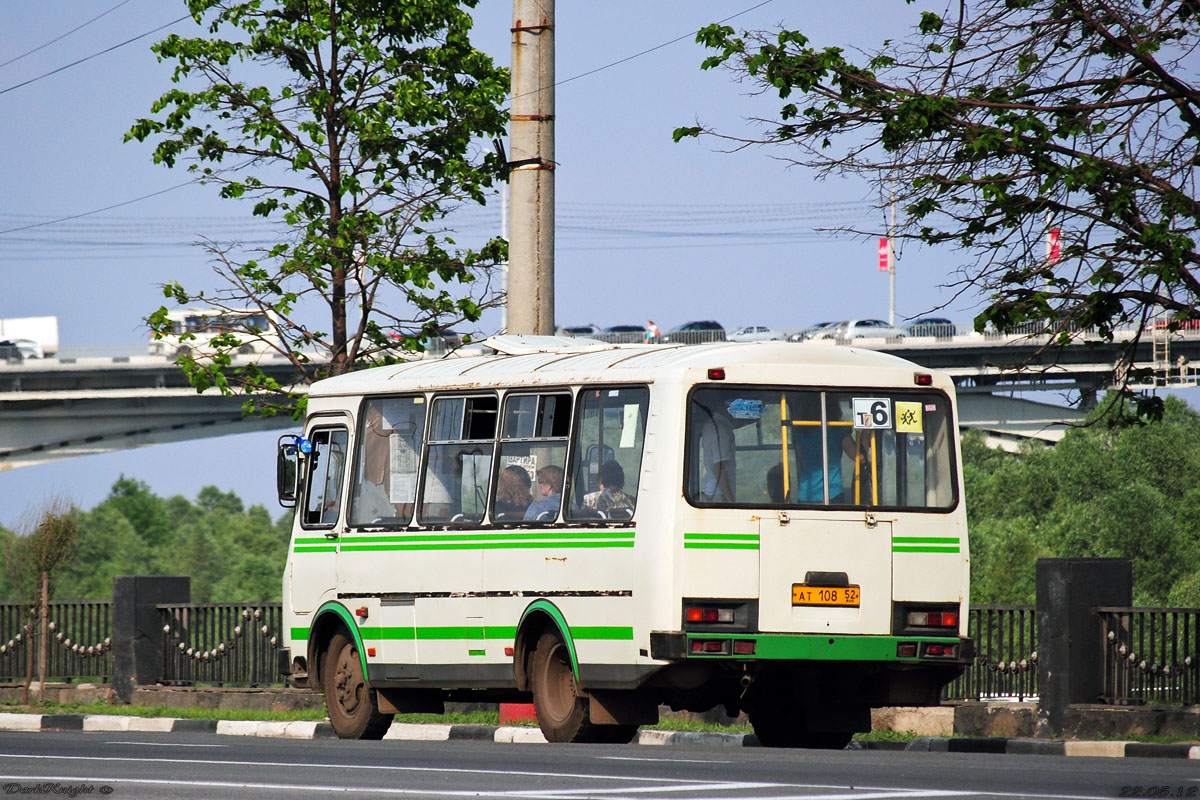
507, 0, 555, 335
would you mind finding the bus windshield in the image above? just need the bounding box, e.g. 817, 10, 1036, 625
686, 387, 956, 511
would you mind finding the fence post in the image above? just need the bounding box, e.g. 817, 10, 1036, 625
112, 576, 190, 704
1035, 558, 1131, 737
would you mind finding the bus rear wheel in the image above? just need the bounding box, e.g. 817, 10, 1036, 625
323, 631, 393, 740
529, 631, 636, 744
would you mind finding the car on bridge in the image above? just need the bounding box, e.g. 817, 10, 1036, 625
727, 325, 784, 342
555, 324, 601, 337
599, 324, 647, 343
809, 319, 907, 341
906, 317, 957, 337
0, 338, 43, 359
660, 320, 726, 343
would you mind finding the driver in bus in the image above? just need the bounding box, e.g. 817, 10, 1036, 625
699, 402, 736, 502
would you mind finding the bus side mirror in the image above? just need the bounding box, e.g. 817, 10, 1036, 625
278, 435, 302, 507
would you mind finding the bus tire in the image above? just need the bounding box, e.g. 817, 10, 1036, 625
749, 709, 852, 750
528, 631, 637, 744
530, 631, 587, 742
323, 631, 393, 740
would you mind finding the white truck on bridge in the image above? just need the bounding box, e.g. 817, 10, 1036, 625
0, 315, 58, 358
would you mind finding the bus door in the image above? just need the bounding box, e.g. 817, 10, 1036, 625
290, 418, 350, 617
754, 391, 893, 635
339, 396, 428, 670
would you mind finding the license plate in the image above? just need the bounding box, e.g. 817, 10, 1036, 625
792, 584, 861, 607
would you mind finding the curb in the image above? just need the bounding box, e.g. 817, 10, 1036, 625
1, 712, 1197, 757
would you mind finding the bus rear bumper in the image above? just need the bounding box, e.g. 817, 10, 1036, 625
649, 631, 973, 666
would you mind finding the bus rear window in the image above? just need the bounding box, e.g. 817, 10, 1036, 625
686, 387, 956, 511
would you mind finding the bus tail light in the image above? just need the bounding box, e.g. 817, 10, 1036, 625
685, 606, 734, 624
689, 639, 729, 655
733, 639, 756, 655
897, 643, 917, 658
907, 611, 958, 628
924, 643, 956, 657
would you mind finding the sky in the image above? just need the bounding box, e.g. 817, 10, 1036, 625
0, 0, 1159, 529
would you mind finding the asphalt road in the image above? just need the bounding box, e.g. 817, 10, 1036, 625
0, 730, 1197, 799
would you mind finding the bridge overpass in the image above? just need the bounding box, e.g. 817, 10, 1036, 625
1, 329, 1197, 470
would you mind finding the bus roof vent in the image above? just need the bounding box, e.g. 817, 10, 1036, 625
481, 335, 618, 356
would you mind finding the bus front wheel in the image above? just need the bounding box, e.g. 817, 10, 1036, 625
529, 631, 636, 744
323, 631, 393, 740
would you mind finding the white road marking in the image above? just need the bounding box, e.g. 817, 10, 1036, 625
508, 782, 780, 797
0, 756, 1135, 800
105, 741, 226, 747
0, 754, 719, 784
598, 756, 733, 764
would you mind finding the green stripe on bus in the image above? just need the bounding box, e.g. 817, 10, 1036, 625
468, 650, 486, 657
336, 540, 634, 552
291, 627, 310, 641
683, 533, 759, 541
684, 542, 760, 550
339, 625, 627, 642
294, 546, 337, 553
338, 530, 634, 544
893, 545, 961, 553
570, 626, 633, 640
892, 537, 959, 544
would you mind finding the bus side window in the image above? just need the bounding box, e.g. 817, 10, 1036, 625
420, 395, 497, 525
349, 396, 426, 527
494, 392, 572, 523
303, 427, 349, 528
566, 386, 649, 522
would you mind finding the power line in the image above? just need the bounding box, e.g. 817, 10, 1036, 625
0, 0, 138, 69
509, 0, 776, 102
552, 0, 775, 92
0, 13, 189, 97
0, 181, 196, 236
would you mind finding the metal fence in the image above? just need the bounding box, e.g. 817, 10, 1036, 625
0, 601, 113, 682
943, 605, 1038, 702
4, 597, 1199, 705
158, 602, 282, 687
1098, 607, 1200, 705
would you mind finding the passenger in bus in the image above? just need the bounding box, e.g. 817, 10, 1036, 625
494, 464, 534, 520
583, 460, 635, 517
525, 465, 564, 520
765, 463, 786, 504
699, 403, 736, 502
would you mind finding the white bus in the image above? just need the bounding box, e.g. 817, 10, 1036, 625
148, 307, 278, 358
276, 336, 971, 747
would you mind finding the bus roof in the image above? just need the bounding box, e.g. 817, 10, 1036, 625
307, 336, 950, 398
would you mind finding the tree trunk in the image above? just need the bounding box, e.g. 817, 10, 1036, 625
21, 606, 33, 705
36, 570, 48, 703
